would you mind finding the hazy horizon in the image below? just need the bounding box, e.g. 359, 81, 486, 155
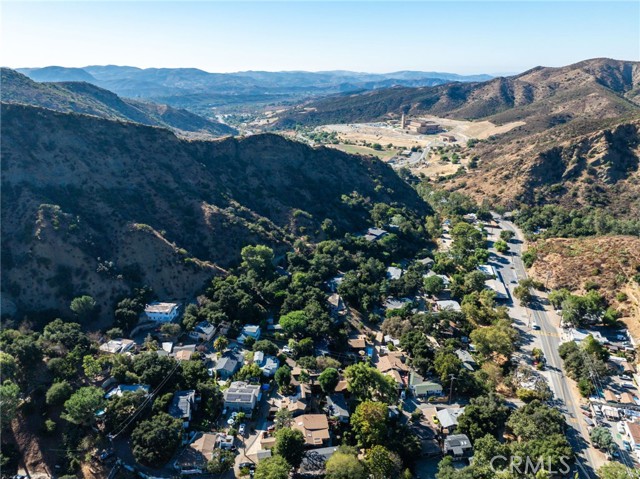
3, 1, 638, 75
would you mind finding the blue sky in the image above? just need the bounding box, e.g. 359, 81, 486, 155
2, 1, 638, 74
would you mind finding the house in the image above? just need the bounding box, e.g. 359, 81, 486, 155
383, 334, 400, 348
190, 321, 216, 342
477, 264, 509, 300
424, 271, 451, 287
144, 302, 181, 323
170, 390, 197, 428
435, 300, 461, 313
104, 384, 149, 399
253, 351, 280, 377
213, 351, 243, 379
175, 350, 194, 362
173, 432, 217, 474
334, 380, 348, 394
99, 338, 135, 354
455, 349, 477, 371
625, 421, 640, 450
216, 432, 234, 450
238, 325, 261, 344
223, 381, 261, 412
409, 371, 443, 397
364, 227, 388, 242
281, 383, 311, 416
377, 351, 409, 374
416, 257, 435, 268
386, 266, 403, 280
437, 407, 465, 433
326, 394, 350, 423
293, 414, 331, 447
571, 329, 608, 345
348, 335, 368, 351
383, 297, 412, 311
441, 134, 457, 143
443, 434, 473, 459
299, 446, 338, 475
327, 293, 347, 317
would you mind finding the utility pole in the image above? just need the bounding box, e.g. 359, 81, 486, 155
448, 374, 456, 405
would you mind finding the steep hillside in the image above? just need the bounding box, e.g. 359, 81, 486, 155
276, 58, 640, 133
446, 119, 640, 216
0, 68, 236, 137
1, 103, 429, 320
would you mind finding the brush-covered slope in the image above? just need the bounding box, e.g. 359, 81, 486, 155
447, 119, 640, 216
1, 68, 236, 137
276, 58, 640, 132
1, 103, 429, 319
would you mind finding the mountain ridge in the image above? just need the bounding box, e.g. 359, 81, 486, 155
1, 68, 236, 137
1, 102, 429, 320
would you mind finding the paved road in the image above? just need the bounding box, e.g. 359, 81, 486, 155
495, 216, 602, 478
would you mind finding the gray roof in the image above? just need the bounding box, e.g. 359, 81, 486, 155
214, 356, 239, 374
170, 390, 196, 419
444, 434, 472, 455
300, 447, 339, 473
195, 321, 215, 335
327, 394, 350, 418
437, 407, 465, 429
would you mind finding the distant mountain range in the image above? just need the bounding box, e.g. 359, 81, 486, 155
16, 65, 492, 114
1, 68, 236, 137
275, 58, 640, 133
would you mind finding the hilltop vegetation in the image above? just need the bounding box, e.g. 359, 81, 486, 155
1, 103, 429, 322
1, 68, 236, 137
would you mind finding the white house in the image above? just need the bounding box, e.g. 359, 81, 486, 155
144, 302, 180, 323
238, 325, 261, 344
99, 338, 135, 354
253, 351, 279, 377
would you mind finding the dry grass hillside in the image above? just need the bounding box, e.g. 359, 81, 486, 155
529, 235, 640, 333
1, 103, 429, 322
447, 119, 640, 216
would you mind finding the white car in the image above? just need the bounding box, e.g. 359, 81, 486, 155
238, 424, 246, 436
282, 345, 292, 354
618, 422, 626, 434
532, 321, 540, 330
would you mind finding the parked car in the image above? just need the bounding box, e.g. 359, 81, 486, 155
618, 422, 626, 434
238, 424, 246, 436
99, 449, 114, 462
239, 462, 256, 471
580, 404, 590, 412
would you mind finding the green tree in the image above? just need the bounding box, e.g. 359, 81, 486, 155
160, 323, 181, 337
457, 393, 508, 442
494, 240, 509, 254
434, 350, 463, 384
274, 408, 293, 430
46, 380, 73, 406
351, 401, 388, 447
253, 340, 279, 355
241, 245, 275, 277
365, 445, 403, 479
254, 455, 290, 479
506, 400, 565, 441
0, 352, 17, 381
499, 230, 515, 242
597, 462, 640, 479
325, 447, 367, 479
590, 426, 614, 450
236, 362, 262, 381
274, 428, 305, 468
318, 368, 340, 394
131, 413, 182, 466
82, 355, 103, 379
70, 295, 97, 321
62, 386, 106, 425
345, 362, 397, 404
275, 365, 292, 392
279, 310, 308, 336
207, 449, 236, 474
214, 335, 229, 352
469, 319, 517, 360
0, 380, 20, 428
423, 275, 445, 296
